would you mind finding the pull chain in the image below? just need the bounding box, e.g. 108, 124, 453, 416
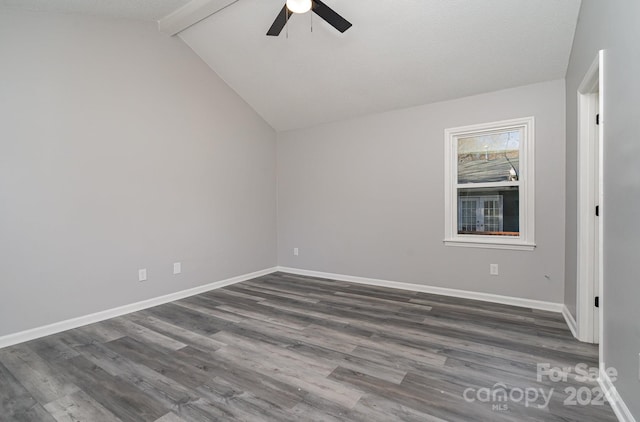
310, 7, 313, 32
286, 9, 289, 38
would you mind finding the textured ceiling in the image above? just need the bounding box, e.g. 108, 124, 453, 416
1, 0, 581, 131
180, 0, 581, 131
0, 0, 191, 21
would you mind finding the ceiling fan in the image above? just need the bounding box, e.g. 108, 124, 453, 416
266, 0, 352, 36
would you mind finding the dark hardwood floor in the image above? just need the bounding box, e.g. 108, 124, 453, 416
0, 272, 617, 421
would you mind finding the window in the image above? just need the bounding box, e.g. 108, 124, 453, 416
444, 117, 535, 250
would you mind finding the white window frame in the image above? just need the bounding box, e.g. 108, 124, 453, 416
444, 117, 535, 251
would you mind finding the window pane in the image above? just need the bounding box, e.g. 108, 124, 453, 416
457, 186, 519, 236
457, 130, 520, 184
458, 197, 478, 232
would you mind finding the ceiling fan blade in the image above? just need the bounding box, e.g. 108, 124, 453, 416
312, 0, 352, 33
267, 4, 289, 36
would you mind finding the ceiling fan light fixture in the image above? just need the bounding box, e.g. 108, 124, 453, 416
286, 0, 312, 14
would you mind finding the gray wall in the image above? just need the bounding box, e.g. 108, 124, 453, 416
0, 10, 277, 337
278, 79, 566, 303
565, 0, 640, 417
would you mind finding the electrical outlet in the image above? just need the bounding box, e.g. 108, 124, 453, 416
294, 247, 299, 256
173, 262, 181, 275
490, 264, 499, 276
138, 268, 147, 282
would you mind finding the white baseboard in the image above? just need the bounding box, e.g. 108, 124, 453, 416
562, 304, 579, 339
0, 267, 278, 350
276, 266, 564, 313
1, 265, 569, 350
599, 367, 637, 422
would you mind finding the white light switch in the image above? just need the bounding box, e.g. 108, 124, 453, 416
293, 248, 299, 256
138, 268, 147, 282
173, 262, 181, 275
490, 264, 499, 276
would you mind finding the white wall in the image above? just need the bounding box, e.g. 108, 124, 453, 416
565, 0, 640, 418
0, 10, 277, 337
278, 79, 566, 303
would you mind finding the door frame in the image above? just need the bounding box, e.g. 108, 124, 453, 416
576, 50, 604, 348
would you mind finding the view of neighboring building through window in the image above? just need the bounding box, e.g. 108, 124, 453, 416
444, 117, 535, 250
457, 129, 520, 236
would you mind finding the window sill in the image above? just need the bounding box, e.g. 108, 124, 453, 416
444, 239, 536, 251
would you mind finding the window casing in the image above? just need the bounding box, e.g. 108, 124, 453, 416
444, 117, 535, 250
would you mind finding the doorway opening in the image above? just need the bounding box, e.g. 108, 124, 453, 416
576, 50, 604, 353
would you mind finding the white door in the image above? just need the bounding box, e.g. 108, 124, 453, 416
593, 92, 600, 343
576, 50, 604, 345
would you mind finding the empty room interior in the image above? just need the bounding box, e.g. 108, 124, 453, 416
1, 0, 639, 421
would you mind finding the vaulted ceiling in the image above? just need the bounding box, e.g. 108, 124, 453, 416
179, 0, 581, 131
0, 0, 191, 21
1, 0, 582, 131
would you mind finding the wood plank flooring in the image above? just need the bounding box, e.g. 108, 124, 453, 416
0, 272, 617, 421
